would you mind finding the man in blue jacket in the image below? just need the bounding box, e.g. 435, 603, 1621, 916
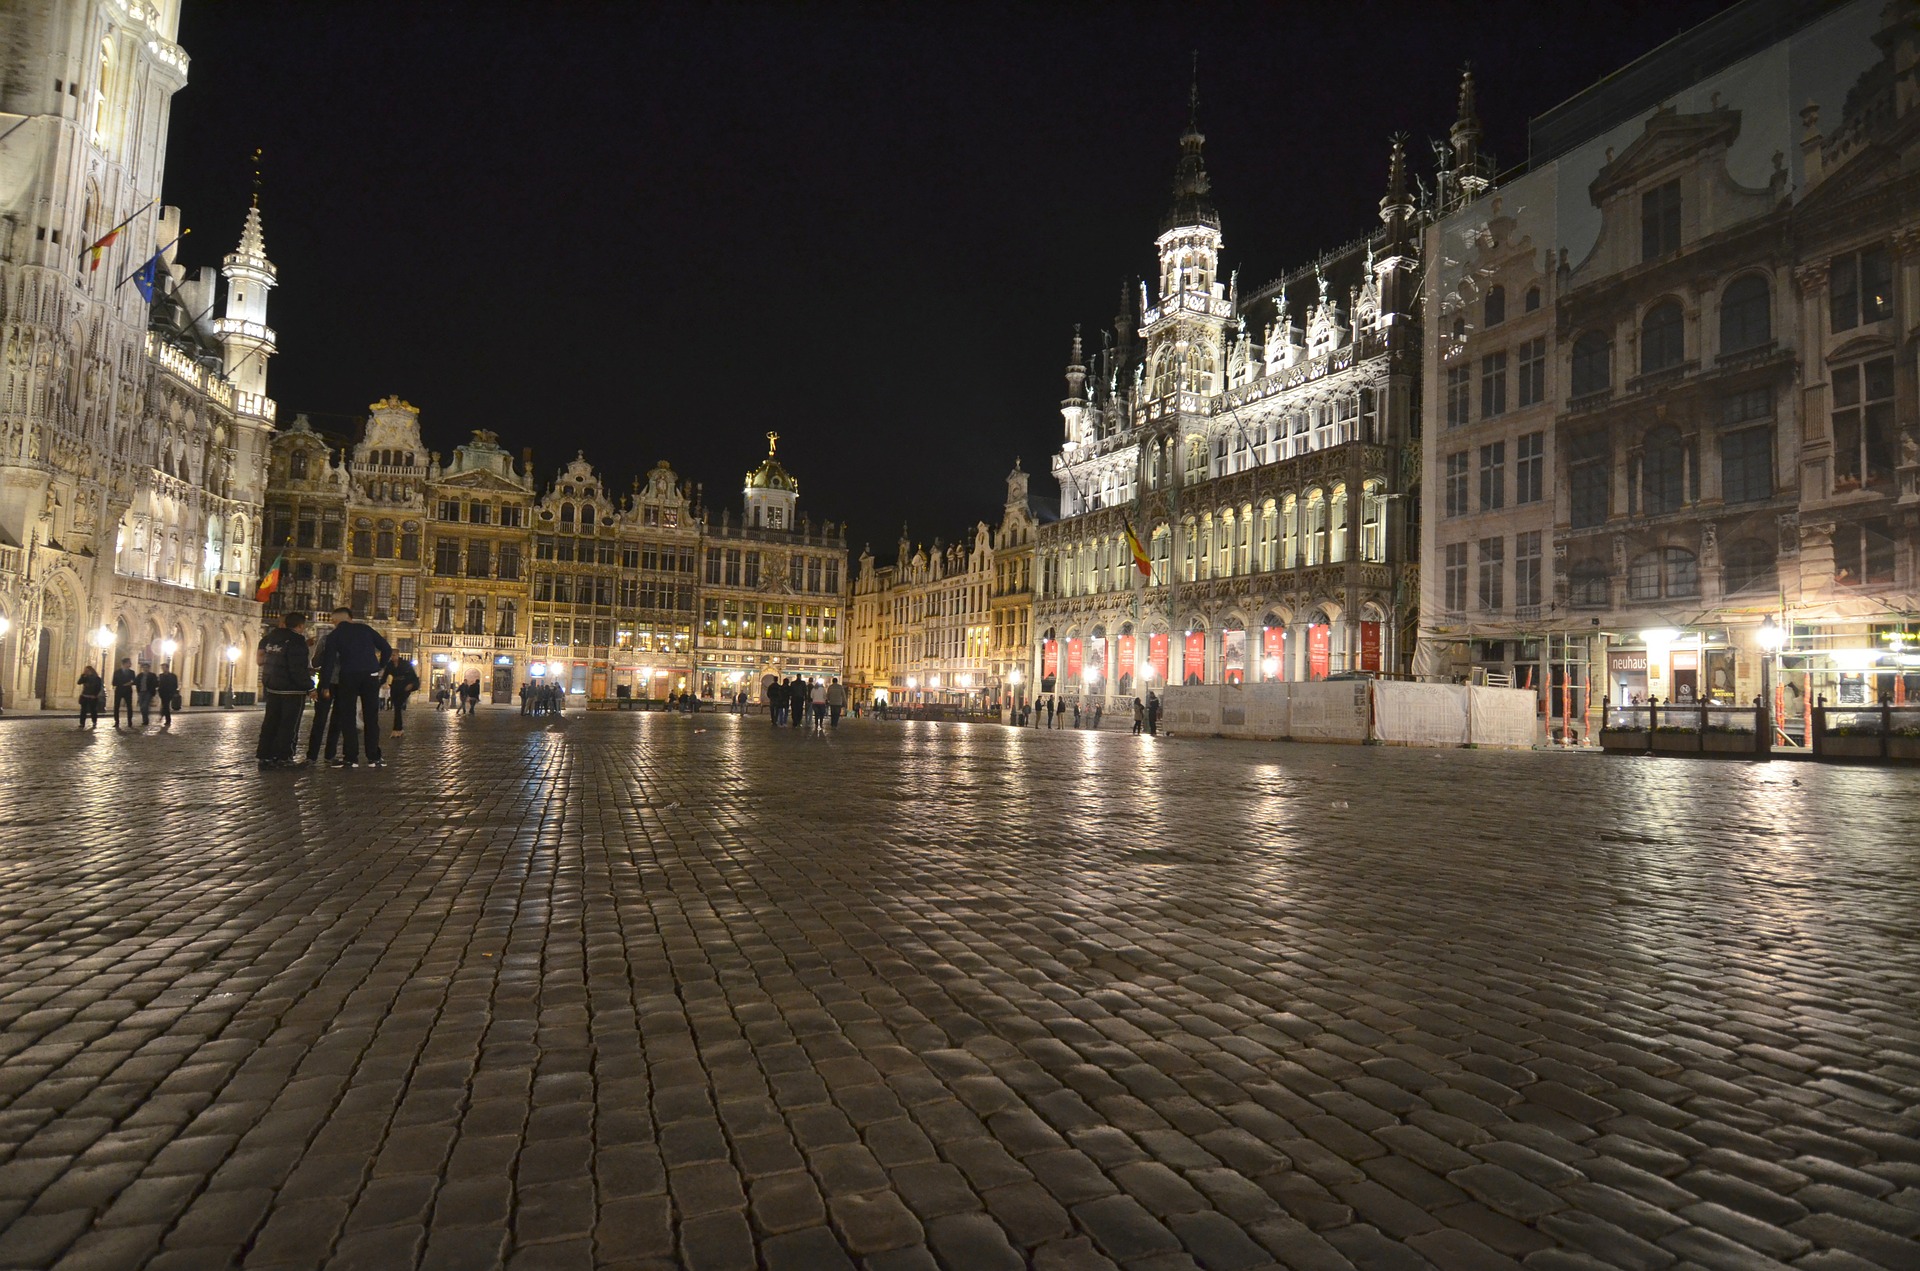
319, 605, 393, 769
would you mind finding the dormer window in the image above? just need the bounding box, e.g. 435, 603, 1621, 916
1830, 246, 1892, 333
289, 450, 307, 479
1483, 286, 1505, 327
1524, 286, 1541, 312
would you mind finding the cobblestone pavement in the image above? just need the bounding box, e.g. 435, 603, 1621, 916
1, 709, 1917, 1271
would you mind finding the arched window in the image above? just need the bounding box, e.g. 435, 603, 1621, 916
559, 503, 574, 526
497, 600, 517, 637
1628, 548, 1698, 599
1719, 275, 1770, 354
1361, 480, 1386, 562
1722, 539, 1776, 595
1484, 285, 1506, 327
1641, 425, 1691, 515
434, 595, 454, 634
581, 505, 595, 527
1665, 547, 1699, 597
1640, 300, 1685, 374
1305, 490, 1328, 566
1281, 495, 1299, 570
1329, 485, 1348, 563
1571, 331, 1611, 396
465, 598, 486, 635
1571, 561, 1610, 607
1628, 552, 1662, 601
1524, 286, 1541, 313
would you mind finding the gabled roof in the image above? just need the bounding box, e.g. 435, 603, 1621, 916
1589, 105, 1741, 203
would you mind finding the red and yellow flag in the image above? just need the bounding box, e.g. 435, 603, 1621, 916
83, 225, 125, 271
254, 553, 284, 603
1122, 517, 1152, 578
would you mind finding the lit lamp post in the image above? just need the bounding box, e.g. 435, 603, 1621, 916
224, 644, 241, 708
1007, 667, 1022, 720
93, 625, 115, 660
1261, 655, 1280, 682
906, 675, 917, 707
1757, 615, 1785, 753
159, 636, 177, 673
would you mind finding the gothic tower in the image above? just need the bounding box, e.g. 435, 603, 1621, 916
216, 200, 276, 404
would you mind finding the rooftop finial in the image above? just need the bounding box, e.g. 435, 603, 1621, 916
1164, 54, 1218, 232
1188, 50, 1200, 134
250, 146, 262, 209
766, 430, 779, 456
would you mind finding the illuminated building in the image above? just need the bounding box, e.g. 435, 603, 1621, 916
849, 462, 1040, 712
419, 430, 535, 701
695, 434, 847, 699
526, 454, 699, 700
1, 2, 275, 708
1034, 95, 1422, 708
1419, 0, 1920, 737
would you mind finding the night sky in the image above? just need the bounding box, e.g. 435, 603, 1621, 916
165, 1, 1736, 558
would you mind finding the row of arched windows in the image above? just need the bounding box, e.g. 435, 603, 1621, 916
1569, 538, 1775, 606
1045, 481, 1389, 598
1570, 274, 1772, 396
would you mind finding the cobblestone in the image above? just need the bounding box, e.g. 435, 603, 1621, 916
0, 712, 1916, 1266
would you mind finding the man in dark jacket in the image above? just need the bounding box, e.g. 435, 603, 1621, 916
256, 613, 313, 768
136, 664, 159, 725
155, 665, 179, 728
111, 658, 137, 729
319, 606, 392, 768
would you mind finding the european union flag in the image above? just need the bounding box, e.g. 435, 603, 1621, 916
130, 251, 162, 302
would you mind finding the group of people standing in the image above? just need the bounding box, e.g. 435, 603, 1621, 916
519, 681, 567, 715
255, 607, 414, 770
74, 660, 181, 730
767, 675, 846, 733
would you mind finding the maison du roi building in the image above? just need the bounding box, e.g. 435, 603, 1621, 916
262, 419, 848, 704
1032, 96, 1426, 704
1, 0, 276, 711
1419, 0, 1920, 741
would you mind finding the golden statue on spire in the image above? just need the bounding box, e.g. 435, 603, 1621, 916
766, 431, 779, 455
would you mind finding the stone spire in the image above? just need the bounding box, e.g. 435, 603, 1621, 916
1450, 67, 1490, 201
1065, 326, 1087, 401
1163, 56, 1220, 233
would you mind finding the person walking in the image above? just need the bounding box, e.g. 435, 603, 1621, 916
256, 612, 313, 768
136, 663, 159, 726
110, 658, 137, 729
75, 665, 104, 729
809, 679, 828, 734
1072, 702, 1081, 729
1132, 697, 1144, 735
387, 657, 421, 736
826, 678, 846, 729
1146, 690, 1160, 736
769, 679, 784, 727
155, 665, 179, 729
788, 676, 805, 729
320, 605, 392, 769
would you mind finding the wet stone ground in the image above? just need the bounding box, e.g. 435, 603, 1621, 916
0, 707, 1917, 1271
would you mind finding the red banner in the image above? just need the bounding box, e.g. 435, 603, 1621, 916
1183, 631, 1206, 685
1042, 640, 1058, 680
1222, 629, 1246, 685
1262, 626, 1286, 680
1066, 638, 1083, 684
1360, 620, 1382, 673
1309, 624, 1331, 681
1148, 633, 1169, 684
1118, 634, 1135, 681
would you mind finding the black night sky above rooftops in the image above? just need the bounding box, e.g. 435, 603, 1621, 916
165, 0, 1738, 554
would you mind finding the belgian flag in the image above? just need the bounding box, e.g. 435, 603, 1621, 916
1122, 516, 1152, 578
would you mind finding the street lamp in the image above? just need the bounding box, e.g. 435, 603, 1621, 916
1757, 616, 1786, 749
159, 637, 177, 672
1261, 655, 1280, 680
224, 644, 241, 708
93, 626, 115, 662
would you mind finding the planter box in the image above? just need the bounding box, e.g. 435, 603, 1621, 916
1599, 730, 1649, 752
1821, 734, 1884, 759
1701, 732, 1758, 755
1889, 736, 1920, 761
1650, 732, 1702, 753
